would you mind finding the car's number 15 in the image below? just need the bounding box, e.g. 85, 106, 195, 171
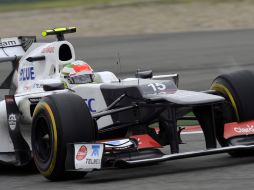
147, 83, 166, 92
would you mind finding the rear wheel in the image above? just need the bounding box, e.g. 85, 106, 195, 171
211, 70, 254, 156
32, 93, 96, 180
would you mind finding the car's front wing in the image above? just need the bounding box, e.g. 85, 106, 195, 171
65, 138, 254, 172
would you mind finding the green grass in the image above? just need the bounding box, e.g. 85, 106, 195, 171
177, 112, 199, 126
0, 0, 248, 12
149, 112, 199, 129
177, 118, 199, 126
0, 0, 124, 12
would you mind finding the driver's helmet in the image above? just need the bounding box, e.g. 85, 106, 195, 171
61, 60, 94, 85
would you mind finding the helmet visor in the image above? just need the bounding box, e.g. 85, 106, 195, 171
67, 74, 94, 84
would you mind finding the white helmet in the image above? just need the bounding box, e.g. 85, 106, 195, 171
61, 60, 94, 85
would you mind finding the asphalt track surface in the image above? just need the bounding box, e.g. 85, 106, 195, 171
1, 29, 254, 189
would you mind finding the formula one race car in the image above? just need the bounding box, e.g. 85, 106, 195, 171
0, 27, 254, 181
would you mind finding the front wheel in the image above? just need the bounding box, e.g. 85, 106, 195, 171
211, 70, 254, 156
32, 93, 96, 180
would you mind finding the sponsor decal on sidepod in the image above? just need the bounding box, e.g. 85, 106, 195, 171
8, 114, 16, 131
19, 67, 35, 81
84, 98, 96, 112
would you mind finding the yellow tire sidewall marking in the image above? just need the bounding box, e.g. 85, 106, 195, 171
33, 102, 58, 177
211, 83, 240, 121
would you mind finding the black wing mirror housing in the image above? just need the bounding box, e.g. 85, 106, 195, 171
43, 83, 65, 91
135, 70, 153, 79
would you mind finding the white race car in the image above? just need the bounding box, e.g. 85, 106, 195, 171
1, 27, 254, 181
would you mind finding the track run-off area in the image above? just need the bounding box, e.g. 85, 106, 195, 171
1, 29, 254, 189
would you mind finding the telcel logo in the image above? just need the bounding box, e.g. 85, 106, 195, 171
19, 67, 35, 81
84, 98, 96, 112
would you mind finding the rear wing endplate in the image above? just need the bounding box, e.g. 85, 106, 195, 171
0, 36, 36, 90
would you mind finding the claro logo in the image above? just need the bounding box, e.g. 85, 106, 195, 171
0, 40, 17, 48
234, 125, 254, 133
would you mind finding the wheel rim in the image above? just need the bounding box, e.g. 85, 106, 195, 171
34, 117, 53, 163
211, 83, 239, 121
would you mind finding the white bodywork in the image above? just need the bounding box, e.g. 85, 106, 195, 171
0, 37, 224, 153
0, 39, 117, 152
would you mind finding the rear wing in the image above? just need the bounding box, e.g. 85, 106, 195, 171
0, 36, 36, 89
0, 36, 36, 59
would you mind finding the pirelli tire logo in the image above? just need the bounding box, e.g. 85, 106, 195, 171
0, 40, 17, 48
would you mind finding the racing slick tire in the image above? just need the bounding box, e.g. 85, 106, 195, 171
32, 93, 96, 181
211, 70, 254, 157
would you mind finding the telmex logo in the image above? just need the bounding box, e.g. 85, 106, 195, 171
76, 145, 87, 161
234, 125, 254, 133
0, 40, 16, 48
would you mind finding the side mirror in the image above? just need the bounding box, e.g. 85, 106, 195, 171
43, 83, 65, 91
26, 56, 45, 62
135, 70, 153, 79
